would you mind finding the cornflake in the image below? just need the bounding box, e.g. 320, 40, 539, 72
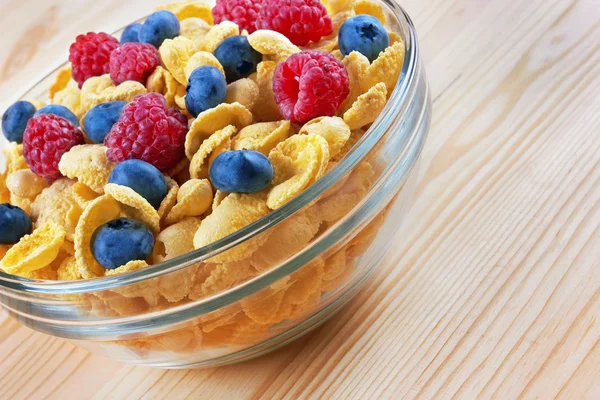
155, 1, 214, 23
354, 0, 387, 23
80, 75, 146, 113
146, 66, 180, 108
180, 18, 212, 49
31, 179, 82, 242
199, 21, 240, 53
232, 121, 292, 156
185, 51, 225, 82
58, 144, 115, 194
225, 78, 259, 111
165, 179, 213, 225
158, 176, 180, 225
253, 61, 282, 122
104, 184, 160, 234
362, 41, 405, 95
341, 51, 370, 113
6, 169, 47, 199
299, 117, 351, 159
160, 36, 198, 85
247, 30, 301, 63
190, 125, 237, 179
49, 64, 73, 99
343, 82, 387, 130
52, 81, 84, 118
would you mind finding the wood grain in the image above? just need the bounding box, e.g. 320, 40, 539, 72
1, 0, 599, 399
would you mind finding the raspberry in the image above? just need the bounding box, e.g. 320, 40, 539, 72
273, 50, 349, 124
69, 32, 120, 87
212, 0, 263, 34
23, 115, 85, 181
256, 0, 333, 46
105, 93, 188, 172
109, 43, 161, 85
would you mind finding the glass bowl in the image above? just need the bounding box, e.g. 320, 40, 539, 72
0, 0, 431, 368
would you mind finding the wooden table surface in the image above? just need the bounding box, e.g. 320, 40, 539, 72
1, 0, 599, 399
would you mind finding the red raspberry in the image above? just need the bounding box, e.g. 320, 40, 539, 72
256, 0, 333, 46
69, 32, 120, 87
212, 0, 263, 34
273, 50, 349, 124
23, 115, 85, 181
105, 93, 188, 172
109, 43, 161, 85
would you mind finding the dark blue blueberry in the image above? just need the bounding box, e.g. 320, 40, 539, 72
108, 159, 168, 209
121, 23, 141, 44
84, 101, 126, 143
35, 104, 80, 127
91, 218, 155, 270
0, 204, 33, 245
214, 36, 262, 83
210, 150, 273, 194
185, 66, 227, 117
139, 10, 180, 48
2, 101, 36, 143
338, 15, 390, 62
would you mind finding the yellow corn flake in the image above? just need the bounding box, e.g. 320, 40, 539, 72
354, 0, 386, 24
105, 260, 160, 306
0, 222, 66, 276
104, 183, 160, 234
174, 84, 188, 114
341, 51, 370, 113
194, 193, 271, 263
72, 182, 101, 209
6, 169, 48, 199
389, 31, 402, 45
225, 78, 259, 111
332, 128, 363, 162
322, 248, 347, 282
232, 120, 292, 156
321, 257, 354, 292
0, 245, 10, 261
315, 161, 375, 222
155, 1, 213, 23
0, 173, 9, 204
184, 51, 225, 81
250, 209, 321, 272
180, 18, 212, 48
146, 66, 180, 108
343, 82, 387, 130
10, 193, 32, 214
58, 145, 115, 194
267, 134, 330, 210
254, 61, 282, 122
348, 210, 385, 258
247, 30, 300, 63
80, 75, 146, 113
212, 190, 229, 210
75, 195, 122, 278
52, 81, 84, 119
200, 261, 257, 297
276, 258, 324, 320
331, 49, 343, 60
198, 21, 240, 53
56, 256, 81, 281
190, 125, 237, 179
324, 0, 356, 14
185, 102, 253, 159
48, 64, 73, 100
31, 179, 81, 242
299, 117, 351, 159
362, 41, 404, 95
165, 179, 212, 225
158, 176, 179, 225
3, 142, 28, 174
160, 36, 198, 85
241, 283, 288, 325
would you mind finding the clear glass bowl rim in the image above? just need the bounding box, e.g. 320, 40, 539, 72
0, 0, 421, 297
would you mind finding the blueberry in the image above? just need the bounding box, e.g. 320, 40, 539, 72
91, 218, 154, 270
139, 10, 180, 48
2, 101, 36, 143
210, 150, 273, 193
84, 101, 126, 143
108, 159, 168, 209
338, 15, 390, 62
121, 23, 141, 44
185, 66, 227, 117
35, 104, 80, 127
214, 36, 262, 83
0, 204, 33, 245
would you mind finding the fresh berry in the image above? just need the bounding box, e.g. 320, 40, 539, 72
256, 0, 333, 46
91, 218, 154, 270
214, 36, 262, 83
339, 15, 390, 62
139, 10, 180, 48
83, 101, 126, 143
105, 93, 188, 172
212, 0, 263, 34
23, 115, 85, 181
0, 204, 32, 245
210, 150, 273, 193
2, 101, 36, 143
273, 50, 349, 124
109, 42, 161, 85
69, 32, 120, 87
185, 66, 227, 117
121, 23, 141, 44
108, 160, 167, 209
35, 104, 80, 127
